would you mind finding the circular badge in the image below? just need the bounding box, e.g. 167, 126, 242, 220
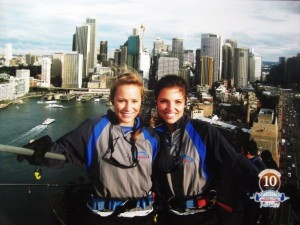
258, 169, 281, 191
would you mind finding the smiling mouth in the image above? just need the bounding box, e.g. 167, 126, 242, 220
121, 112, 134, 117
164, 112, 176, 118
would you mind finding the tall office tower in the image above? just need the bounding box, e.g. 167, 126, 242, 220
249, 52, 262, 83
195, 49, 201, 86
86, 18, 97, 72
152, 38, 165, 56
157, 57, 179, 80
52, 53, 64, 78
127, 35, 140, 70
225, 39, 238, 49
114, 49, 122, 65
62, 53, 83, 88
72, 34, 76, 51
51, 53, 64, 86
200, 56, 214, 87
140, 50, 151, 80
41, 57, 52, 88
25, 54, 32, 65
120, 45, 128, 66
172, 38, 184, 67
133, 24, 145, 54
201, 33, 222, 83
125, 24, 146, 72
75, 24, 90, 78
99, 41, 108, 63
222, 43, 235, 82
234, 47, 249, 87
4, 44, 12, 66
183, 50, 194, 67
16, 69, 30, 93
179, 67, 192, 91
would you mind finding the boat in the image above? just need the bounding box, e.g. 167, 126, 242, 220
45, 104, 64, 108
42, 118, 56, 125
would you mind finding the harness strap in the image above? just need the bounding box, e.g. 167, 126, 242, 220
168, 193, 233, 213
89, 193, 154, 211
215, 200, 233, 212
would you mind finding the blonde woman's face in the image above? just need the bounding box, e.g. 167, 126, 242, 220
113, 84, 142, 126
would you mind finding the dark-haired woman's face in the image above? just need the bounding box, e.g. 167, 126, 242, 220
156, 86, 185, 127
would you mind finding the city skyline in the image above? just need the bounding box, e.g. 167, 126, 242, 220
0, 0, 299, 62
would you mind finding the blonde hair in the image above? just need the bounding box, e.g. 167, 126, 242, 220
109, 66, 144, 142
109, 66, 144, 104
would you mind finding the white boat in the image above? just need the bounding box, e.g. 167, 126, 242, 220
45, 104, 63, 108
42, 118, 55, 125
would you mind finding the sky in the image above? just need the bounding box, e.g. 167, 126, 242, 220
0, 0, 299, 62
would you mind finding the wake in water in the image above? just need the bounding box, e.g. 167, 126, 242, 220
8, 125, 47, 146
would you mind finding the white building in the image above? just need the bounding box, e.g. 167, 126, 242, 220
4, 44, 13, 66
249, 52, 262, 83
41, 57, 52, 88
16, 69, 30, 93
139, 50, 151, 80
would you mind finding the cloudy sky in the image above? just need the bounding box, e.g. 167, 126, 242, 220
0, 0, 299, 62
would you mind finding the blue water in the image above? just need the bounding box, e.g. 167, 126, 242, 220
0, 97, 108, 225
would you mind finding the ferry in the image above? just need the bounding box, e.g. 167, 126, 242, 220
42, 118, 55, 125
45, 104, 64, 108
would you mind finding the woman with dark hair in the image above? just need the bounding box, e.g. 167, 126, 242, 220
19, 69, 159, 225
260, 149, 279, 171
153, 75, 260, 225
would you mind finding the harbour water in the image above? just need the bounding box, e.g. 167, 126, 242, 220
0, 97, 109, 225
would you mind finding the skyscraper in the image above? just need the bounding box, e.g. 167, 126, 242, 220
86, 18, 97, 72
249, 52, 262, 83
195, 49, 201, 86
62, 53, 83, 88
74, 18, 97, 78
41, 57, 52, 88
222, 43, 234, 80
172, 38, 184, 67
4, 44, 12, 66
157, 57, 179, 80
75, 24, 90, 78
234, 47, 249, 87
200, 56, 214, 87
99, 41, 108, 63
201, 33, 222, 83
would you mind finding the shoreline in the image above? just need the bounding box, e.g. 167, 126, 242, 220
0, 94, 43, 109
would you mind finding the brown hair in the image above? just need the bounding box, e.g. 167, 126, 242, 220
154, 75, 187, 103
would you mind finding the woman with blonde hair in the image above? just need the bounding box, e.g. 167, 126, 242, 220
19, 69, 159, 225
